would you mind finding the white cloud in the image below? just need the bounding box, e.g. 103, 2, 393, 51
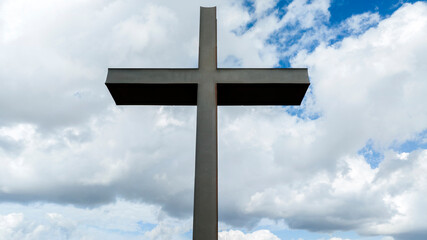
219, 229, 280, 240
0, 200, 192, 240
0, 212, 75, 240
381, 237, 394, 240
0, 213, 24, 237
293, 1, 427, 149
1, 0, 427, 240
280, 0, 330, 28
0, 107, 197, 217
341, 12, 380, 35
253, 0, 278, 17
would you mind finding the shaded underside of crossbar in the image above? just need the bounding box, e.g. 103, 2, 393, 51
106, 82, 309, 106
106, 83, 198, 105
217, 83, 309, 105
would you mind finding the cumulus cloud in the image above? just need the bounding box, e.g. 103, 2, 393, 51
224, 2, 427, 238
1, 0, 427, 239
0, 108, 197, 218
0, 212, 76, 240
293, 2, 427, 149
0, 0, 290, 214
0, 200, 192, 240
381, 237, 394, 240
219, 229, 280, 240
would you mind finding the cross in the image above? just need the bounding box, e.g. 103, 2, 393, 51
106, 6, 309, 240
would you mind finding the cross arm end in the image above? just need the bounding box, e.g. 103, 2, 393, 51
105, 68, 199, 105
215, 68, 310, 105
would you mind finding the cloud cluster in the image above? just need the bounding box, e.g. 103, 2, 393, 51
1, 0, 427, 239
0, 200, 192, 240
219, 229, 280, 240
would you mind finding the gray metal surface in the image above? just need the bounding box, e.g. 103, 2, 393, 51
193, 7, 218, 240
105, 6, 309, 240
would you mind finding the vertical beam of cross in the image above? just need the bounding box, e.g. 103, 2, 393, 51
193, 7, 218, 240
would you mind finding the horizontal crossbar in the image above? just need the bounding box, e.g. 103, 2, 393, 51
106, 68, 310, 105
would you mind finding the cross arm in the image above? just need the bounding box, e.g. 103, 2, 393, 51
215, 68, 310, 105
105, 68, 199, 105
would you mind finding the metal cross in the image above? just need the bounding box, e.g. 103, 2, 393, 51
106, 6, 309, 240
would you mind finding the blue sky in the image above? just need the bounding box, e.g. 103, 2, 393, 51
1, 0, 427, 240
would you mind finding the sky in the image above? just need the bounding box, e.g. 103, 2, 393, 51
0, 0, 426, 239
